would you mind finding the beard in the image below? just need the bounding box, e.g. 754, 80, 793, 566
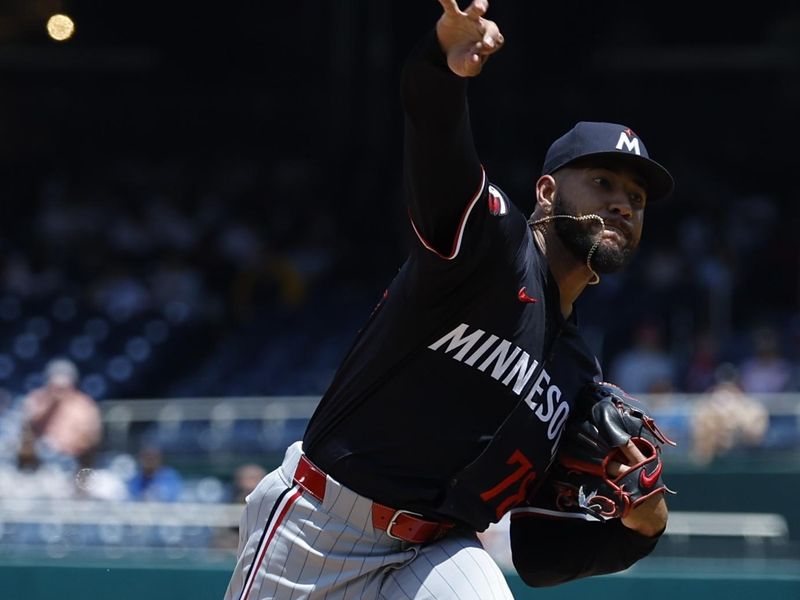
552, 192, 638, 273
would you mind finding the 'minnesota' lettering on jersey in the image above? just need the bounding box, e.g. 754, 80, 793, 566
429, 323, 569, 441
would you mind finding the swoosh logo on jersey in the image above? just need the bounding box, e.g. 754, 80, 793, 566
518, 287, 537, 303
639, 461, 662, 488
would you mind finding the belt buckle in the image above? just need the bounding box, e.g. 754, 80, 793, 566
385, 509, 424, 541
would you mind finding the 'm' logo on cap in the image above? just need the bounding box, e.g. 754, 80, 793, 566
615, 128, 641, 155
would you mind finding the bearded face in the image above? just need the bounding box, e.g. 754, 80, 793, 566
552, 192, 639, 273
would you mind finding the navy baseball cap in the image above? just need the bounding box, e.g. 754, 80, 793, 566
542, 121, 674, 201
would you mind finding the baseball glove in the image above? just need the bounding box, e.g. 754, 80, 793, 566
548, 382, 676, 520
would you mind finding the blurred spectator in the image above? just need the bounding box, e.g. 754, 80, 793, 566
127, 445, 184, 502
738, 327, 794, 393
231, 463, 267, 503
22, 358, 102, 469
0, 425, 73, 499
691, 363, 769, 465
683, 331, 720, 393
610, 320, 675, 393
211, 463, 267, 552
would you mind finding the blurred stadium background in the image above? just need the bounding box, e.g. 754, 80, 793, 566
0, 1, 799, 599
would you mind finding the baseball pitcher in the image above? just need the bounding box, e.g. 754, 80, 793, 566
224, 1, 676, 598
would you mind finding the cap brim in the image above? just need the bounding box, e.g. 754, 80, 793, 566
559, 152, 675, 202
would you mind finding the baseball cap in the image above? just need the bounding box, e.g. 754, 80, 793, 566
542, 121, 674, 201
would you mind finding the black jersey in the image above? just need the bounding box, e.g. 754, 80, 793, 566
304, 179, 601, 527
303, 27, 601, 528
303, 28, 659, 581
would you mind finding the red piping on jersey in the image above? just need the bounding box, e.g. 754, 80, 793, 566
240, 487, 302, 600
408, 167, 487, 261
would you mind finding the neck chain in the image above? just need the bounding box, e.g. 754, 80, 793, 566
528, 214, 605, 286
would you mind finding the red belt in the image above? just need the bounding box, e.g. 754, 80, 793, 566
293, 454, 453, 544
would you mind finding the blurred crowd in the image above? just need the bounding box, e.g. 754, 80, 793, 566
607, 321, 797, 396
1, 156, 798, 402
0, 356, 269, 555
0, 155, 379, 400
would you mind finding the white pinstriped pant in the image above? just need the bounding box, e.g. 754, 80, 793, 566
223, 441, 514, 600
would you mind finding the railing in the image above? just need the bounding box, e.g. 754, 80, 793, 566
0, 498, 243, 528
478, 509, 792, 570
665, 511, 789, 539
1, 499, 787, 539
96, 393, 800, 460
0, 497, 789, 562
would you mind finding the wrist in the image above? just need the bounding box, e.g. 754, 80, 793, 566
621, 495, 668, 538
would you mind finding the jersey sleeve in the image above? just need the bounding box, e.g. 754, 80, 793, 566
508, 501, 662, 587
401, 28, 486, 260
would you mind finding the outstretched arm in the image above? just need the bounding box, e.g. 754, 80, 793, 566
401, 1, 504, 258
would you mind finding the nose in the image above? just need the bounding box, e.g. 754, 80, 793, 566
608, 193, 633, 219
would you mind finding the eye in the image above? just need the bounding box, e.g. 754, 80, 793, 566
593, 177, 610, 188
629, 192, 646, 208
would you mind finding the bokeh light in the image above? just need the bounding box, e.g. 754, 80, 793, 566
46, 14, 75, 42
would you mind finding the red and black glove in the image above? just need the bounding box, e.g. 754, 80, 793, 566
548, 382, 677, 519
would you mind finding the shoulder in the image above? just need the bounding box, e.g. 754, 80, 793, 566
409, 178, 528, 264
459, 179, 531, 259
67, 389, 100, 408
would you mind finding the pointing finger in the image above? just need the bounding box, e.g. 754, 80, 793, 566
465, 0, 488, 20
437, 0, 465, 16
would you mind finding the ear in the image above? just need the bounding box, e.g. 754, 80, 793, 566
535, 175, 557, 214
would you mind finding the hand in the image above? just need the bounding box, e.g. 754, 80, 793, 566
608, 440, 669, 537
436, 0, 504, 77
